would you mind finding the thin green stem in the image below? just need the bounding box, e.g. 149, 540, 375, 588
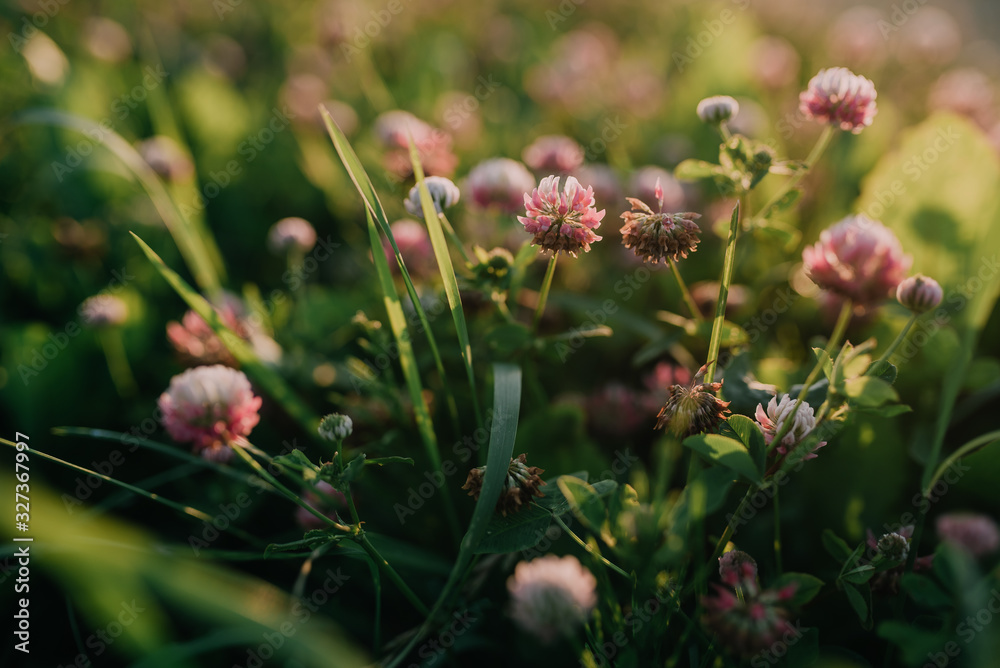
869, 312, 920, 374
769, 299, 852, 450
438, 213, 472, 265
532, 253, 559, 332
98, 329, 136, 397
709, 486, 756, 568
230, 442, 351, 533
705, 200, 742, 383
669, 258, 703, 322
357, 533, 430, 617
773, 488, 783, 575
550, 512, 632, 580
756, 125, 835, 221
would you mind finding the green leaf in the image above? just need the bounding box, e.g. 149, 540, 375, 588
718, 352, 776, 416
724, 414, 766, 475
751, 219, 801, 252
273, 450, 321, 482
843, 582, 871, 627
14, 109, 222, 292
822, 529, 854, 563
844, 376, 899, 407
364, 456, 415, 467
475, 505, 553, 554
878, 621, 952, 666
675, 158, 720, 181
765, 187, 802, 215
408, 143, 482, 428
868, 360, 898, 384
813, 347, 834, 381
691, 318, 749, 348
772, 573, 824, 607
841, 564, 876, 585
131, 234, 324, 439
265, 531, 341, 556
557, 477, 607, 531
682, 434, 762, 484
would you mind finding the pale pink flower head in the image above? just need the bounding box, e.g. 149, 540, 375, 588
158, 365, 262, 462
136, 135, 194, 182
802, 214, 911, 307
754, 394, 827, 461
268, 217, 317, 254
519, 175, 605, 256
404, 176, 461, 219
507, 555, 597, 644
382, 219, 435, 278
295, 481, 348, 530
574, 164, 622, 211
719, 550, 758, 582
936, 513, 1000, 558
522, 135, 585, 173
896, 274, 943, 314
465, 158, 536, 214
799, 67, 878, 134
79, 294, 128, 328
697, 95, 740, 125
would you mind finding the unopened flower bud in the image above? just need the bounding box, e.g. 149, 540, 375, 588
697, 96, 740, 125
318, 413, 353, 441
876, 532, 910, 562
896, 274, 943, 314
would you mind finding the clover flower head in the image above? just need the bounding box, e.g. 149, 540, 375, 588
754, 394, 827, 460
802, 214, 911, 307
404, 176, 461, 218
799, 67, 878, 133
896, 274, 943, 314
466, 158, 536, 214
620, 178, 701, 264
655, 366, 731, 438
522, 135, 585, 173
936, 513, 1000, 558
79, 294, 128, 328
268, 217, 317, 254
518, 175, 605, 256
158, 365, 262, 461
507, 555, 597, 644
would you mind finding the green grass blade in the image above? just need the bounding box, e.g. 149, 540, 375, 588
0, 438, 257, 545
384, 363, 522, 668
12, 108, 222, 293
365, 210, 460, 543
52, 426, 275, 491
320, 105, 462, 436
130, 232, 323, 442
407, 141, 483, 430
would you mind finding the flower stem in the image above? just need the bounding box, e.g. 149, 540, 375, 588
230, 441, 351, 533
438, 212, 472, 265
705, 200, 742, 383
869, 312, 920, 374
756, 125, 835, 221
769, 299, 853, 451
532, 253, 559, 332
98, 329, 136, 397
550, 512, 632, 580
669, 258, 703, 322
773, 488, 783, 575
356, 532, 430, 617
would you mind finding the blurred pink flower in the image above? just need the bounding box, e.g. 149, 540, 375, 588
136, 136, 194, 182
826, 7, 888, 70
268, 217, 317, 254
936, 513, 1000, 558
799, 67, 878, 134
643, 362, 694, 407
158, 365, 262, 462
719, 550, 758, 582
374, 110, 457, 178
750, 36, 800, 90
465, 158, 536, 214
702, 557, 798, 658
586, 383, 650, 437
802, 214, 911, 307
629, 167, 686, 212
507, 555, 597, 644
79, 294, 128, 328
519, 175, 605, 256
522, 135, 585, 173
295, 481, 348, 530
167, 294, 249, 368
574, 164, 622, 212
382, 219, 436, 278
928, 68, 996, 130
754, 394, 826, 461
